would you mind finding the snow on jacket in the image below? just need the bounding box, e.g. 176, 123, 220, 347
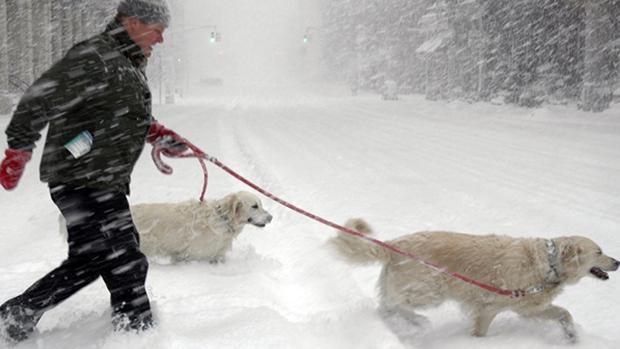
5, 19, 154, 195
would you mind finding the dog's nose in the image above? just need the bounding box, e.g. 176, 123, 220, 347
266, 214, 273, 223
613, 259, 620, 271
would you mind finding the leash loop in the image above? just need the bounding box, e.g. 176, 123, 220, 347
151, 139, 209, 201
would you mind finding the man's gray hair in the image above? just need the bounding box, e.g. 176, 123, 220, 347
117, 0, 171, 27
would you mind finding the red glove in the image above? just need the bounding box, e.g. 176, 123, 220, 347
147, 121, 189, 174
0, 148, 32, 190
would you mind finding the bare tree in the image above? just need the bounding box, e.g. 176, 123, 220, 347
86, 0, 118, 37
32, 0, 52, 78
0, 0, 126, 113
580, 0, 615, 112
72, 0, 88, 44
60, 0, 74, 56
0, 0, 8, 93
6, 0, 33, 90
50, 1, 63, 62
0, 0, 11, 114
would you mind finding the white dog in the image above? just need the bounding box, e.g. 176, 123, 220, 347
329, 218, 619, 342
60, 191, 272, 263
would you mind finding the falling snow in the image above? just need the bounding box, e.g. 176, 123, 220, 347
2, 0, 620, 348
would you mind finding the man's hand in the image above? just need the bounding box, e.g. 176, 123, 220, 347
0, 149, 32, 190
147, 121, 185, 144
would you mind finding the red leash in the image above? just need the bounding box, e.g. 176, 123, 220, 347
152, 141, 209, 201
165, 140, 529, 299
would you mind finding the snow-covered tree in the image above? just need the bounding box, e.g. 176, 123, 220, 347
32, 0, 52, 79
580, 0, 617, 112
0, 0, 8, 94
319, 0, 620, 111
0, 0, 10, 114
5, 0, 33, 90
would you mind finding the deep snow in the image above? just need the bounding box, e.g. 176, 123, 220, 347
1, 84, 619, 348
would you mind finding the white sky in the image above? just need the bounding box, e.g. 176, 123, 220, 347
178, 0, 322, 85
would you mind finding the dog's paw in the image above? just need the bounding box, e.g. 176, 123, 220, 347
560, 319, 578, 344
209, 257, 226, 264
379, 307, 429, 341
564, 328, 578, 344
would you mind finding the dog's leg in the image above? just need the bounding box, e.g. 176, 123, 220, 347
378, 304, 428, 344
393, 303, 431, 327
471, 309, 498, 337
521, 305, 577, 343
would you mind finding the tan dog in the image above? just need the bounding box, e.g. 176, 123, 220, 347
329, 218, 618, 342
132, 191, 272, 263
59, 191, 273, 263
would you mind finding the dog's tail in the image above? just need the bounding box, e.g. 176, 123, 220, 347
328, 218, 392, 264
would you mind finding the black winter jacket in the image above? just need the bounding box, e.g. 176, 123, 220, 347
5, 20, 154, 195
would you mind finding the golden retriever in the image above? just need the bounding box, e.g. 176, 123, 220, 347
59, 191, 272, 263
132, 191, 272, 263
329, 218, 618, 342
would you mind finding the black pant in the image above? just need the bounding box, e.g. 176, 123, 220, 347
1, 184, 152, 334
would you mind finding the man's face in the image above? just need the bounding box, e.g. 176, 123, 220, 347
124, 17, 165, 58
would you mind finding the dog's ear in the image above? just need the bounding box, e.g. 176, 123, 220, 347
561, 244, 576, 261
234, 200, 243, 216
220, 195, 239, 216
224, 195, 244, 217
560, 243, 583, 276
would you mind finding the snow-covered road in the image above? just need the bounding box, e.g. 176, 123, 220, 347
1, 84, 619, 348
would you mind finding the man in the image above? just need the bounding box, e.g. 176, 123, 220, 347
0, 0, 185, 343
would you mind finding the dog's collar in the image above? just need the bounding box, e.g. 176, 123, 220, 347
545, 239, 562, 283
525, 239, 562, 295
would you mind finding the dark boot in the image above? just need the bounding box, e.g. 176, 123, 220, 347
103, 249, 153, 332
0, 301, 41, 344
111, 308, 154, 332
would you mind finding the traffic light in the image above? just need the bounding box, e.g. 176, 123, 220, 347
208, 31, 222, 44
303, 34, 310, 44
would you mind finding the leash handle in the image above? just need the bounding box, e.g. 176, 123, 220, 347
152, 137, 209, 201
151, 142, 174, 175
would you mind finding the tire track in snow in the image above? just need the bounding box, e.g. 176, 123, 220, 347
204, 99, 617, 230
213, 105, 378, 322
226, 108, 288, 199
334, 102, 620, 225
